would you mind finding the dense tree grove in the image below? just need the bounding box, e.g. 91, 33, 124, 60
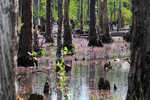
2, 0, 150, 100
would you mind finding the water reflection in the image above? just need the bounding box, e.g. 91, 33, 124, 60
88, 62, 96, 89
16, 70, 34, 100
16, 59, 128, 100
16, 38, 129, 100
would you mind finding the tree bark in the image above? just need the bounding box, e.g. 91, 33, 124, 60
17, 0, 36, 67
117, 0, 122, 31
113, 1, 116, 25
88, 0, 103, 47
45, 0, 53, 43
87, 0, 90, 19
0, 0, 16, 99
89, 0, 97, 44
99, 0, 113, 43
57, 0, 63, 58
98, 0, 104, 34
126, 0, 150, 100
103, 0, 110, 36
80, 0, 83, 34
33, 0, 39, 29
63, 0, 72, 51
33, 26, 40, 52
78, 0, 80, 21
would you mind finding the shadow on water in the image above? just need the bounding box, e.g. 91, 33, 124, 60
16, 37, 130, 100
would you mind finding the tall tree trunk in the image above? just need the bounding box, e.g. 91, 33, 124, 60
78, 0, 80, 21
87, 0, 90, 20
18, 0, 36, 67
45, 0, 53, 43
88, 0, 103, 47
33, 0, 39, 29
117, 0, 122, 31
113, 1, 116, 25
110, 7, 113, 31
89, 0, 96, 44
0, 0, 16, 99
80, 0, 83, 34
103, 0, 110, 36
99, 0, 113, 43
126, 0, 150, 100
15, 0, 19, 27
63, 0, 72, 51
33, 26, 40, 52
57, 0, 63, 58
98, 0, 104, 34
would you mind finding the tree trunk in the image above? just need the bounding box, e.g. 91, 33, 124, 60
18, 0, 36, 67
117, 0, 122, 31
45, 0, 53, 43
109, 1, 113, 31
33, 0, 39, 29
126, 0, 150, 100
33, 26, 40, 52
99, 0, 113, 43
88, 0, 103, 47
103, 0, 109, 35
0, 0, 16, 99
98, 0, 104, 34
56, 0, 63, 58
63, 0, 73, 51
78, 0, 80, 21
87, 0, 90, 19
89, 0, 97, 44
80, 0, 83, 34
113, 1, 116, 25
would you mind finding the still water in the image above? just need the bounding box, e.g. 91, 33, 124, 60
16, 37, 130, 100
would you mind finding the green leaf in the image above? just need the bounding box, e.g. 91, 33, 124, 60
41, 49, 47, 56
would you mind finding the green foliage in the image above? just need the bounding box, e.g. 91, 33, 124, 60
17, 16, 22, 34
69, 0, 79, 21
52, 0, 58, 21
83, 0, 88, 24
35, 0, 58, 21
55, 58, 73, 97
39, 0, 46, 19
27, 49, 47, 57
63, 44, 77, 56
56, 58, 67, 90
28, 51, 37, 57
121, 7, 132, 24
108, 0, 132, 24
83, 25, 89, 31
63, 46, 69, 55
41, 49, 47, 56
69, 0, 89, 29
75, 23, 80, 29
53, 8, 58, 21
33, 6, 39, 17
56, 58, 66, 74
